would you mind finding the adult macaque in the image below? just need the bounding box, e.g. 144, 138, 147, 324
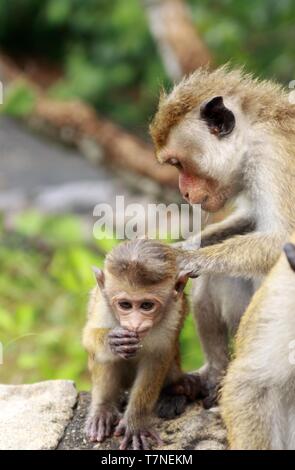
150, 66, 295, 406
82, 239, 200, 450
221, 234, 295, 449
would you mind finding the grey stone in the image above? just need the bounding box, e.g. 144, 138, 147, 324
0, 380, 78, 450
58, 392, 227, 450
0, 381, 227, 450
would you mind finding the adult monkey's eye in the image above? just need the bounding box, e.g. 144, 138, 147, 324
118, 301, 132, 310
140, 301, 155, 311
167, 158, 182, 170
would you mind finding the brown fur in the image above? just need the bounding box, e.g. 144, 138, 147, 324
220, 232, 295, 449
106, 239, 178, 286
83, 240, 192, 449
150, 65, 295, 151
149, 65, 295, 412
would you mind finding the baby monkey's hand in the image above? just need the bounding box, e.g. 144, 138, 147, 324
108, 327, 141, 360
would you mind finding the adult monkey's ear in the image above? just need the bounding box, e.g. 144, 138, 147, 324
200, 96, 235, 137
92, 266, 105, 289
283, 243, 295, 272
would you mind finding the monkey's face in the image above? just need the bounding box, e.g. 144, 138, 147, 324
110, 293, 164, 338
103, 271, 188, 339
156, 96, 247, 212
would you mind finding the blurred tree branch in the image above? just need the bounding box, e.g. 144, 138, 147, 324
0, 53, 178, 189
142, 0, 212, 81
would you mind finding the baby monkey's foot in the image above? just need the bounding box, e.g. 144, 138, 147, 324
85, 407, 119, 443
108, 327, 141, 360
114, 419, 162, 450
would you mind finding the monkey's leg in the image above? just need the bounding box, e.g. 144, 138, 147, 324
221, 365, 272, 450
192, 275, 252, 408
115, 356, 169, 450
86, 361, 122, 442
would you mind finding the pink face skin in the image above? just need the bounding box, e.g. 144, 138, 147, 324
160, 155, 230, 212
111, 293, 163, 339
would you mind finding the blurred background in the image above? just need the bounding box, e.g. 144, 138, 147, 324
0, 0, 294, 389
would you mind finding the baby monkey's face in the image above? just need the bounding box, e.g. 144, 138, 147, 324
111, 292, 163, 338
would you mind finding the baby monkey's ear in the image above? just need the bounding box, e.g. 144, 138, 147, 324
92, 266, 105, 289
283, 243, 295, 272
174, 272, 189, 298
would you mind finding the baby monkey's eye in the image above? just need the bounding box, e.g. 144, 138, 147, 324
140, 301, 155, 311
167, 158, 182, 170
118, 301, 132, 310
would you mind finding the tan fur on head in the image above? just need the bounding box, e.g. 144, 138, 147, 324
150, 64, 294, 152
105, 239, 178, 286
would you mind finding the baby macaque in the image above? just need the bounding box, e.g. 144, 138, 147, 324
221, 234, 295, 449
82, 239, 200, 450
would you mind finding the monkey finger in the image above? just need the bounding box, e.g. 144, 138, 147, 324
203, 393, 218, 409
119, 352, 138, 360
187, 374, 202, 401
87, 419, 99, 442
114, 420, 126, 437
119, 353, 138, 360
157, 394, 187, 419
109, 337, 140, 346
119, 433, 131, 450
113, 415, 120, 427
97, 417, 107, 442
140, 434, 150, 451
117, 343, 140, 350
110, 329, 138, 339
179, 263, 200, 278
115, 345, 141, 354
116, 350, 139, 359
171, 374, 201, 401
173, 379, 193, 399
132, 434, 142, 450
105, 416, 113, 438
144, 430, 163, 447
171, 383, 186, 395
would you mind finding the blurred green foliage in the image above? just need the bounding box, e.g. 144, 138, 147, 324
189, 0, 295, 81
0, 0, 168, 132
0, 212, 203, 388
0, 0, 294, 132
1, 81, 37, 117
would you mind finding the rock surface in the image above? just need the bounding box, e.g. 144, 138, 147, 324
59, 392, 227, 450
0, 380, 226, 450
0, 380, 77, 450
0, 379, 227, 450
